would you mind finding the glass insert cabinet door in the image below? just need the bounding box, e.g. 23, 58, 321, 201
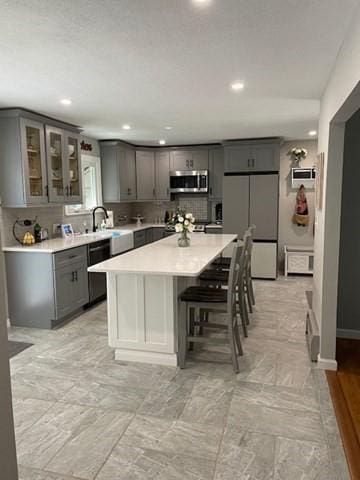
20, 118, 48, 203
46, 126, 65, 202
65, 134, 82, 203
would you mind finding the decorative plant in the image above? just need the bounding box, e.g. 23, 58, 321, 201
288, 147, 308, 165
168, 209, 195, 247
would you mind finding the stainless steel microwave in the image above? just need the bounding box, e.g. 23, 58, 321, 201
169, 170, 208, 193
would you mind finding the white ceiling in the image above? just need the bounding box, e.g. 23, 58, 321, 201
0, 0, 358, 145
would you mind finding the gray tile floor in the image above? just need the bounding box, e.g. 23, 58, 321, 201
8, 277, 349, 480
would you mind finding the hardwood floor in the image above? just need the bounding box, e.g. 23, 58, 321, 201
327, 338, 360, 479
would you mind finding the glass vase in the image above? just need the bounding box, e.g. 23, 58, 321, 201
178, 230, 190, 247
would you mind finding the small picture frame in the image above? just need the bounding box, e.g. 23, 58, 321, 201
61, 224, 74, 238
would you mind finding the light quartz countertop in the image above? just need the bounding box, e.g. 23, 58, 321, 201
2, 223, 166, 254
88, 233, 237, 277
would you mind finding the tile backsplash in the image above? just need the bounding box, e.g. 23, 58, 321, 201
178, 196, 209, 222
0, 196, 210, 246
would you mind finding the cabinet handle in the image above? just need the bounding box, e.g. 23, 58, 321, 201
210, 187, 213, 195
191, 160, 194, 168
186, 159, 189, 168
252, 158, 255, 168
71, 271, 75, 282
247, 159, 250, 168
45, 185, 49, 196
74, 270, 78, 282
69, 185, 72, 196
68, 254, 77, 259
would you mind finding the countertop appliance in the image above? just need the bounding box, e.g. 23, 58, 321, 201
88, 239, 111, 305
215, 203, 223, 224
169, 170, 208, 193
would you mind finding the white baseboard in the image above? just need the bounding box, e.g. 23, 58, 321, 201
317, 354, 338, 371
115, 348, 178, 367
337, 328, 360, 340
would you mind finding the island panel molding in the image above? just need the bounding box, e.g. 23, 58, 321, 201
91, 234, 237, 366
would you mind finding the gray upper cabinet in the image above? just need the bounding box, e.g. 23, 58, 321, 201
0, 109, 82, 207
209, 149, 224, 199
20, 118, 48, 204
155, 151, 170, 200
0, 115, 49, 206
251, 144, 280, 172
100, 142, 137, 202
122, 148, 137, 201
101, 144, 120, 202
136, 150, 155, 201
224, 140, 280, 173
170, 149, 208, 171
46, 126, 82, 204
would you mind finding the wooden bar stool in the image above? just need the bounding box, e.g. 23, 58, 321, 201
178, 242, 245, 373
199, 234, 250, 336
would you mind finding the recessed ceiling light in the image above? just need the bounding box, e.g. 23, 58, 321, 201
308, 130, 317, 136
159, 140, 166, 145
122, 124, 131, 130
165, 126, 173, 130
60, 98, 72, 105
231, 82, 244, 91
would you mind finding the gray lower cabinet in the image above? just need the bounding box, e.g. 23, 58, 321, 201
205, 227, 223, 234
54, 259, 89, 321
136, 151, 156, 200
5, 245, 89, 329
209, 149, 224, 199
224, 140, 280, 173
155, 151, 170, 200
133, 230, 147, 248
101, 142, 137, 202
153, 227, 165, 241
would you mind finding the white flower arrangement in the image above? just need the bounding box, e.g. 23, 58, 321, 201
169, 210, 195, 234
288, 147, 308, 164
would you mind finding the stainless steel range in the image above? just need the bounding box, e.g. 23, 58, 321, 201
165, 223, 205, 233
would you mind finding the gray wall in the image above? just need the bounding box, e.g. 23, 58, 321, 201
337, 108, 360, 334
0, 226, 18, 479
278, 140, 317, 271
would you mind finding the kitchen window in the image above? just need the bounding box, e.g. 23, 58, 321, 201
65, 155, 102, 215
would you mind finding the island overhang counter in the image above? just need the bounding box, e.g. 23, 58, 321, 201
89, 233, 237, 366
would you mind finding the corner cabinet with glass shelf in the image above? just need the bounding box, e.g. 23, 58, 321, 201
0, 109, 83, 207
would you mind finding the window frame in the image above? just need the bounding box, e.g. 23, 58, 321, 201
64, 154, 103, 216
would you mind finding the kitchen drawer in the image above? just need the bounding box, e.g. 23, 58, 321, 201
134, 230, 147, 248
53, 246, 87, 270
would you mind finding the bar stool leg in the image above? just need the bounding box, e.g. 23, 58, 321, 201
228, 317, 240, 373
189, 307, 195, 351
178, 301, 187, 369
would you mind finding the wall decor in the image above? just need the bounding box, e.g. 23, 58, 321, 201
80, 140, 93, 152
293, 184, 309, 226
316, 152, 325, 209
287, 147, 308, 166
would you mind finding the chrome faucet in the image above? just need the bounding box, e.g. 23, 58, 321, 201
92, 206, 109, 232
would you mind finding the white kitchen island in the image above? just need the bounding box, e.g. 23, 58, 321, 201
89, 233, 237, 366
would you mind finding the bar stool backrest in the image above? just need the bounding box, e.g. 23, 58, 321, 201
226, 243, 241, 314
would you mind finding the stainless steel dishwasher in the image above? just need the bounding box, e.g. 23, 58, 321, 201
87, 239, 111, 305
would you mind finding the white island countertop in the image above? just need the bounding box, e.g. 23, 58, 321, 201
89, 233, 237, 277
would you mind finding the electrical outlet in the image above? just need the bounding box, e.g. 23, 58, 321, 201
52, 224, 61, 235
